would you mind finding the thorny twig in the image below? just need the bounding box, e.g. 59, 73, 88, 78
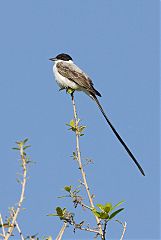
4, 141, 28, 240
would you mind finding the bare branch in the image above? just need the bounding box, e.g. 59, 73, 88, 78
102, 220, 108, 240
74, 225, 99, 234
120, 222, 127, 240
116, 220, 127, 240
56, 221, 68, 240
80, 201, 92, 210
15, 220, 25, 240
71, 93, 103, 238
0, 213, 5, 238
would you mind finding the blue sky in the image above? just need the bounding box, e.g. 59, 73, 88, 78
0, 0, 160, 239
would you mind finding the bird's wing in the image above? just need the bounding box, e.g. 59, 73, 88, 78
57, 61, 101, 96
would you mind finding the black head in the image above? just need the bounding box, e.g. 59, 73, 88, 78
49, 53, 73, 62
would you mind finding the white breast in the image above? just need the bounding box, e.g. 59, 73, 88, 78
53, 63, 80, 90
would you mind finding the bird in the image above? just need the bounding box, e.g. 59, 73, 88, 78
49, 53, 145, 176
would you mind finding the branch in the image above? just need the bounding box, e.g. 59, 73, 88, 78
102, 220, 108, 240
5, 142, 28, 240
56, 221, 68, 240
15, 220, 25, 240
9, 209, 25, 240
116, 220, 127, 240
0, 213, 5, 238
120, 222, 127, 240
71, 93, 103, 238
74, 225, 99, 234
80, 201, 93, 211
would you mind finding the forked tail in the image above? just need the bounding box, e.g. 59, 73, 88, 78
92, 96, 145, 176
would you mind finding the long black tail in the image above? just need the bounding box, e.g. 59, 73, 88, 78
93, 96, 145, 176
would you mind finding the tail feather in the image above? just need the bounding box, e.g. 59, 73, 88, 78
92, 95, 145, 176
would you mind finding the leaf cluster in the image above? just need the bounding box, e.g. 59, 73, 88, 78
66, 119, 86, 136
12, 138, 31, 159
48, 207, 74, 225
92, 201, 124, 221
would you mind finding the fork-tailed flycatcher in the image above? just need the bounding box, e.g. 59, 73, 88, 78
49, 53, 145, 176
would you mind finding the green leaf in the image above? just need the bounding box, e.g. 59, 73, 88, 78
12, 147, 20, 150
109, 208, 124, 220
79, 126, 86, 133
47, 213, 58, 217
23, 145, 31, 150
72, 152, 77, 160
111, 200, 125, 211
66, 120, 75, 129
96, 203, 112, 213
62, 208, 66, 215
92, 209, 101, 218
104, 203, 112, 213
64, 185, 72, 192
66, 119, 77, 132
96, 204, 105, 212
69, 120, 75, 127
57, 195, 69, 198
56, 207, 63, 216
23, 138, 28, 144
99, 212, 109, 219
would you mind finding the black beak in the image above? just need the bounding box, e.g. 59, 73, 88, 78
49, 57, 57, 61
